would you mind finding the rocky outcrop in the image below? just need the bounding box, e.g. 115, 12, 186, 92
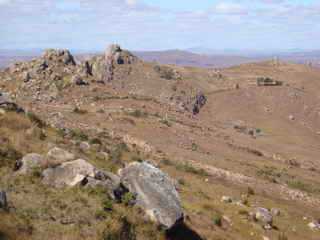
119, 162, 183, 229
104, 44, 138, 82
105, 44, 137, 66
42, 159, 95, 188
192, 92, 207, 115
43, 49, 76, 66
46, 147, 75, 167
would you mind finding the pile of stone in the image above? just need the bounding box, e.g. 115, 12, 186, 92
15, 148, 183, 230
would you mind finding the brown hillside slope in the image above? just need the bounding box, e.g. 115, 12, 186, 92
0, 47, 320, 240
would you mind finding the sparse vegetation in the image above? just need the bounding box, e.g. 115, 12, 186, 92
127, 109, 148, 118
176, 163, 208, 176
212, 214, 222, 227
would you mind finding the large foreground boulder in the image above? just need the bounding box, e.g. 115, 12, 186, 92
42, 159, 95, 188
119, 162, 184, 229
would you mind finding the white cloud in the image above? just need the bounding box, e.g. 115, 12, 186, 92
213, 2, 247, 15
126, 0, 137, 7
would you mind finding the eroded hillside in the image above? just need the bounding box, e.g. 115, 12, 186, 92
0, 45, 320, 240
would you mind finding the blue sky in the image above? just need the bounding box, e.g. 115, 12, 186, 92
0, 0, 319, 51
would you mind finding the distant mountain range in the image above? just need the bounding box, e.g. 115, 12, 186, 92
1, 48, 320, 69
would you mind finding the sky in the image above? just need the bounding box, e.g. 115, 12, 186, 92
0, 0, 319, 51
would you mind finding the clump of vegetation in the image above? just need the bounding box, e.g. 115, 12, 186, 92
286, 179, 319, 193
178, 178, 185, 186
153, 65, 176, 80
238, 210, 249, 216
26, 111, 46, 128
176, 163, 208, 176
109, 143, 129, 165
191, 143, 198, 151
127, 109, 148, 118
103, 199, 113, 211
256, 166, 282, 183
122, 192, 136, 206
247, 186, 255, 196
0, 144, 22, 167
103, 217, 137, 240
160, 158, 174, 166
89, 138, 102, 145
69, 129, 89, 141
159, 118, 171, 127
212, 214, 222, 227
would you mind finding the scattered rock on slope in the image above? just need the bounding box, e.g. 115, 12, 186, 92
16, 153, 45, 174
42, 159, 95, 188
0, 92, 23, 112
46, 147, 75, 167
119, 161, 184, 229
43, 49, 76, 66
254, 207, 273, 229
192, 91, 207, 115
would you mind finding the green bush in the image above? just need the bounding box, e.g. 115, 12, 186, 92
122, 192, 136, 206
103, 199, 113, 211
212, 214, 222, 227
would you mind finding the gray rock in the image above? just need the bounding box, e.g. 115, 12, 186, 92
221, 196, 232, 203
17, 153, 45, 174
308, 221, 320, 230
79, 141, 90, 151
43, 49, 76, 66
255, 208, 273, 229
0, 92, 23, 112
271, 208, 280, 216
0, 191, 7, 210
46, 147, 75, 167
192, 92, 207, 115
22, 71, 31, 82
42, 159, 95, 188
119, 162, 183, 229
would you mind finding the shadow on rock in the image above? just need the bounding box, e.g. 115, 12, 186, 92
166, 222, 204, 240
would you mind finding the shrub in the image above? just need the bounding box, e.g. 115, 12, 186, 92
69, 129, 89, 141
26, 112, 46, 128
191, 143, 198, 151
127, 109, 148, 118
159, 119, 171, 127
122, 192, 136, 206
89, 138, 102, 145
176, 163, 208, 176
212, 214, 222, 227
103, 217, 136, 240
161, 158, 174, 166
247, 187, 255, 196
103, 199, 113, 211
